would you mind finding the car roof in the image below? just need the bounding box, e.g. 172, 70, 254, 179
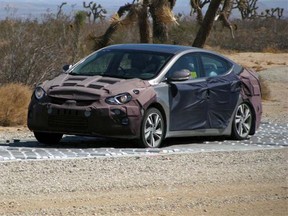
104, 44, 203, 54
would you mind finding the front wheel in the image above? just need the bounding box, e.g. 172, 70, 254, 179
34, 132, 63, 145
139, 108, 165, 148
231, 103, 253, 140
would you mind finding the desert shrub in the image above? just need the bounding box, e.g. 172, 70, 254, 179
0, 83, 32, 126
259, 75, 271, 100
0, 11, 287, 87
167, 18, 288, 52
206, 18, 288, 52
169, 18, 198, 46
0, 15, 99, 86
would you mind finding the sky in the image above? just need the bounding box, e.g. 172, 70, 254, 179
0, 0, 287, 19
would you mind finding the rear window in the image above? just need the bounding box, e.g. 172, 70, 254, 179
201, 54, 233, 77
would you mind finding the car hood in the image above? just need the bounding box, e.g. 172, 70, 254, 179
42, 74, 152, 101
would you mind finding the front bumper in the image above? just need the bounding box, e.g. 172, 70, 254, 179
27, 101, 143, 138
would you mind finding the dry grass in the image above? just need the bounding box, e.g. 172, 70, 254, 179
169, 18, 288, 51
0, 84, 32, 126
259, 76, 271, 100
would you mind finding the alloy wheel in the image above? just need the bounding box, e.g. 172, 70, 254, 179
141, 108, 165, 148
234, 103, 252, 139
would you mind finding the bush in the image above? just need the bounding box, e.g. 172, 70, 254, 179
259, 75, 271, 100
0, 83, 31, 126
206, 18, 288, 52
168, 18, 288, 52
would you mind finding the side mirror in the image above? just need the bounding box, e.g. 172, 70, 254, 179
167, 70, 190, 82
62, 64, 72, 72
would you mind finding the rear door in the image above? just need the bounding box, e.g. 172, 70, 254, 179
200, 53, 241, 128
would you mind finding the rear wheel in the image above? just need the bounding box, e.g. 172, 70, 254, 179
232, 103, 253, 140
34, 132, 63, 145
139, 108, 165, 148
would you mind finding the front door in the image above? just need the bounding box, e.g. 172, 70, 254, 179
167, 53, 209, 131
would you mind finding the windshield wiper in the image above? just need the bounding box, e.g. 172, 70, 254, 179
69, 72, 96, 76
102, 74, 127, 79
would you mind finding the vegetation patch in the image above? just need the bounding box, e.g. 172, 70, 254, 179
0, 84, 31, 126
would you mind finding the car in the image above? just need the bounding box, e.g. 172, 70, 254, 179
27, 44, 262, 148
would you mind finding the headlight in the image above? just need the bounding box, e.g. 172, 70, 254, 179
105, 93, 132, 105
34, 87, 46, 100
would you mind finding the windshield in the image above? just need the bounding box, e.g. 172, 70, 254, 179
70, 49, 172, 80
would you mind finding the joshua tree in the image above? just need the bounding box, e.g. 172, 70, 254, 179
83, 1, 107, 23
90, 0, 177, 50
259, 7, 284, 19
193, 0, 222, 48
190, 0, 211, 24
89, 3, 136, 50
56, 2, 67, 19
149, 0, 176, 43
138, 0, 151, 43
90, 0, 246, 50
217, 0, 237, 38
71, 11, 87, 62
233, 0, 258, 19
190, 0, 236, 40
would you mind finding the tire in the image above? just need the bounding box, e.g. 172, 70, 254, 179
231, 103, 253, 140
34, 132, 63, 145
139, 108, 165, 148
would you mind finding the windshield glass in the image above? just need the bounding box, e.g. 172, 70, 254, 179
70, 49, 172, 80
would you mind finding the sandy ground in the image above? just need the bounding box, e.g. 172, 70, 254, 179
0, 52, 287, 215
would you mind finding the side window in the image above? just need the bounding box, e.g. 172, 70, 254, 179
200, 54, 232, 77
167, 53, 200, 79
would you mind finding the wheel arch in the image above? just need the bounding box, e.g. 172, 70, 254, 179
147, 102, 168, 136
243, 100, 256, 135
230, 96, 256, 138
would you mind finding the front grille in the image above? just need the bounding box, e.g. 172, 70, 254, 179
63, 83, 77, 87
49, 97, 95, 106
50, 97, 67, 105
48, 109, 88, 130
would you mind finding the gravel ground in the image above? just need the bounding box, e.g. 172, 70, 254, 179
0, 149, 287, 215
0, 55, 287, 215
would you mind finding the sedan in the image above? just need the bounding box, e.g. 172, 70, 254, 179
28, 44, 262, 148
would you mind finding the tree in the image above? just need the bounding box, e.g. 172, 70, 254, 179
91, 0, 177, 50
234, 0, 258, 19
149, 0, 176, 43
217, 0, 237, 38
90, 3, 135, 50
192, 0, 222, 48
56, 2, 67, 19
138, 0, 151, 43
190, 0, 211, 24
83, 1, 107, 23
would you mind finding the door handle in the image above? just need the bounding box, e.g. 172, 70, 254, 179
206, 89, 210, 99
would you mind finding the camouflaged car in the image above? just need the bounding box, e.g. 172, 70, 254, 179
28, 44, 262, 148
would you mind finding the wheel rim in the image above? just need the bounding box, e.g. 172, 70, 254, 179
144, 112, 163, 147
235, 103, 252, 138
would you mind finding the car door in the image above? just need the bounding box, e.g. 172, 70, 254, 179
200, 53, 241, 129
167, 53, 209, 131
